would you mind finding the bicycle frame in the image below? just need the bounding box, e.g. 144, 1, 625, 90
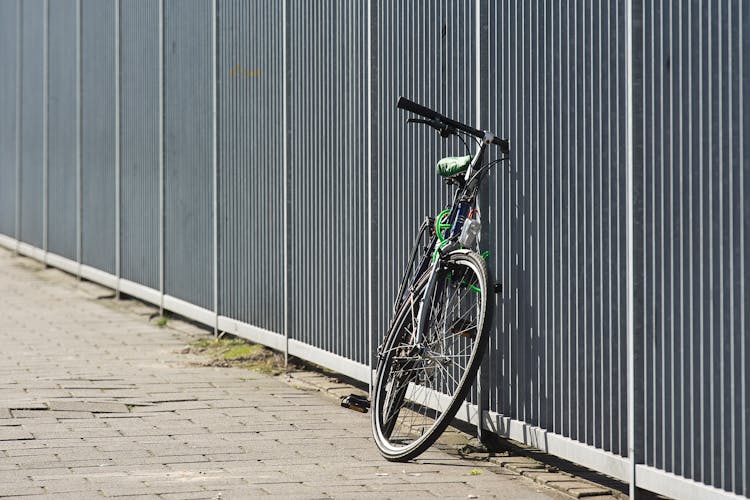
389, 134, 494, 345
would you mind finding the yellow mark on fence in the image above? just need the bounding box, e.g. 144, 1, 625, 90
229, 64, 263, 78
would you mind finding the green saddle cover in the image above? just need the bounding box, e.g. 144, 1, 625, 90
436, 155, 472, 177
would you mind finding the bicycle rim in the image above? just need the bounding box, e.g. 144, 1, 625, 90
372, 250, 491, 461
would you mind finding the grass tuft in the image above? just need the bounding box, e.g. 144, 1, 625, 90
182, 336, 294, 375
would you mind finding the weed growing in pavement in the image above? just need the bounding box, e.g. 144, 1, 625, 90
182, 337, 297, 375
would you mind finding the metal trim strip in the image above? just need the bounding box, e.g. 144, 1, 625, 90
635, 465, 746, 500
44, 251, 80, 276
288, 339, 370, 383
163, 294, 215, 327
119, 278, 162, 305
17, 241, 45, 261
218, 316, 286, 353
0, 233, 16, 251
80, 264, 117, 289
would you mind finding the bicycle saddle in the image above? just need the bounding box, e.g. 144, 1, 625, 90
436, 155, 472, 178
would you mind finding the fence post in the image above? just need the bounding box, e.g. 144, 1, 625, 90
75, 0, 81, 279
14, 0, 21, 254
158, 0, 164, 315
282, 0, 290, 365
43, 0, 48, 263
212, 0, 218, 337
625, 0, 636, 496
115, 0, 121, 298
475, 0, 491, 443
366, 0, 374, 393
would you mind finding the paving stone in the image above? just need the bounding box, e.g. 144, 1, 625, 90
511, 465, 558, 475
104, 495, 162, 500
47, 401, 130, 413
0, 485, 46, 496
24, 389, 76, 398
33, 428, 122, 439
547, 480, 612, 497
12, 409, 95, 419
492, 456, 545, 467
0, 427, 34, 441
205, 488, 271, 499
160, 492, 221, 500
5, 403, 49, 410
0, 475, 32, 492
99, 482, 202, 497
567, 486, 614, 497
7, 493, 105, 500
30, 438, 90, 448
523, 471, 577, 483
36, 477, 93, 493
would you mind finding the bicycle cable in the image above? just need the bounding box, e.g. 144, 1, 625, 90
467, 156, 509, 186
453, 131, 478, 156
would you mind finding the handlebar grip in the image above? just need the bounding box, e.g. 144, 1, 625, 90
492, 136, 510, 154
398, 96, 510, 154
397, 96, 439, 120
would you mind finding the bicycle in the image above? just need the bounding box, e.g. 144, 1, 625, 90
371, 97, 509, 461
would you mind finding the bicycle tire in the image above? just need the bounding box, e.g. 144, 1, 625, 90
372, 249, 492, 461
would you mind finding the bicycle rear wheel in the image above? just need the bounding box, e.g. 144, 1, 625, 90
372, 249, 492, 461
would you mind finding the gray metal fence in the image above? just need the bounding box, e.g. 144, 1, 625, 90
0, 1, 747, 498
47, 0, 77, 261
633, 1, 749, 495
19, 0, 43, 249
217, 0, 285, 338
81, 0, 116, 274
484, 0, 631, 464
120, 0, 159, 290
287, 1, 371, 366
0, 0, 18, 237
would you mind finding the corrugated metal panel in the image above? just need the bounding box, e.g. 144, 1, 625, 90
633, 1, 749, 495
19, 0, 44, 247
120, 0, 159, 289
81, 0, 116, 273
217, 0, 285, 332
47, 0, 77, 260
287, 1, 370, 364
0, 0, 18, 237
484, 0, 629, 456
372, 0, 477, 363
163, 0, 213, 309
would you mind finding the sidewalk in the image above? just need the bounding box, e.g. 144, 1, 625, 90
0, 248, 558, 499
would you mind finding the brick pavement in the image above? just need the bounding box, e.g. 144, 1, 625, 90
0, 248, 559, 499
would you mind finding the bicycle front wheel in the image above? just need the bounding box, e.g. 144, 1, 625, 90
372, 249, 492, 461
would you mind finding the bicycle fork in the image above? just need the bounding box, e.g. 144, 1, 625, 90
414, 254, 449, 349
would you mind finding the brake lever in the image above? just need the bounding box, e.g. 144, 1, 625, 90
439, 125, 455, 138
407, 118, 456, 138
406, 117, 438, 128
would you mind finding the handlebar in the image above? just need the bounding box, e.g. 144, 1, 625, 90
397, 96, 510, 154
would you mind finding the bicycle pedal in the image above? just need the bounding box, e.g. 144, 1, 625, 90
451, 319, 476, 339
453, 327, 476, 339
341, 394, 370, 413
